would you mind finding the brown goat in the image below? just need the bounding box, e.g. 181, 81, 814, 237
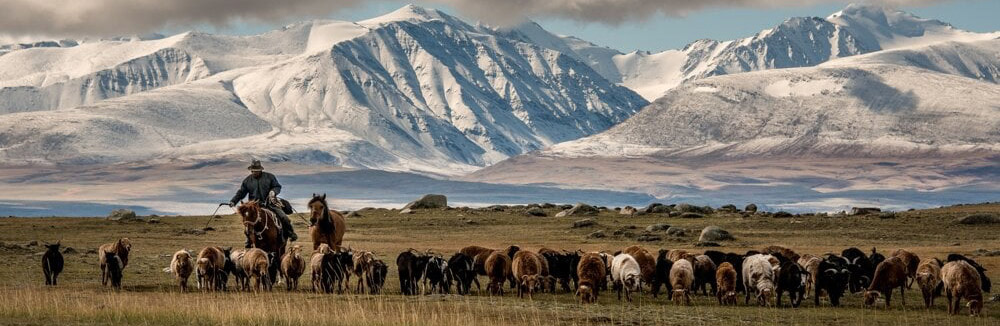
797, 254, 821, 299
98, 238, 132, 287
577, 252, 606, 304
196, 247, 226, 291
670, 259, 695, 305
716, 262, 738, 305
241, 248, 272, 291
485, 251, 511, 296
763, 245, 801, 262
623, 245, 655, 285
891, 249, 920, 288
863, 256, 908, 308
353, 250, 376, 294
512, 251, 544, 299
280, 245, 305, 291
170, 250, 194, 292
668, 249, 689, 263
941, 260, 983, 316
915, 257, 942, 308
310, 244, 333, 293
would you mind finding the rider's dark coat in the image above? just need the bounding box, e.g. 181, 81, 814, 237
230, 172, 282, 206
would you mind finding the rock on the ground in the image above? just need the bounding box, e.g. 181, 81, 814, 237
556, 203, 599, 217
745, 204, 758, 213
637, 234, 662, 242
675, 203, 705, 214
646, 223, 670, 232
851, 207, 882, 215
699, 226, 734, 242
402, 194, 448, 210
524, 207, 547, 217
107, 209, 137, 221
717, 204, 740, 213
400, 208, 415, 215
956, 213, 1000, 225
62, 247, 76, 254
587, 230, 606, 238
772, 211, 793, 218
666, 227, 687, 237
620, 206, 638, 216
695, 241, 721, 247
345, 211, 362, 218
678, 212, 705, 219
573, 218, 597, 228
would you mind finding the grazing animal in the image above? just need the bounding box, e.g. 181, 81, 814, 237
763, 245, 800, 263
842, 247, 875, 294
459, 245, 520, 292
104, 252, 124, 290
576, 252, 606, 304
668, 249, 689, 263
98, 238, 132, 287
241, 248, 272, 291
775, 260, 809, 307
447, 253, 476, 295
916, 258, 943, 308
230, 249, 251, 291
196, 247, 226, 291
41, 242, 64, 286
330, 247, 354, 293
237, 201, 286, 282
797, 254, 822, 299
308, 194, 347, 250
216, 247, 234, 291
353, 250, 376, 294
946, 254, 991, 293
651, 249, 674, 298
611, 253, 642, 302
538, 248, 576, 293
397, 249, 429, 295
422, 254, 450, 295
863, 256, 908, 309
512, 251, 545, 299
280, 245, 305, 291
485, 251, 512, 296
670, 259, 695, 305
170, 250, 194, 292
941, 260, 984, 316
870, 248, 886, 269
891, 249, 920, 289
716, 262, 738, 305
368, 259, 388, 294
693, 255, 718, 295
622, 245, 656, 286
310, 244, 334, 293
743, 254, 776, 306
815, 255, 851, 307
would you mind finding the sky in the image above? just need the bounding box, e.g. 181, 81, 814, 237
1, 1, 998, 52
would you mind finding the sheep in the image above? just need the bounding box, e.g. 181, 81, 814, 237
941, 260, 983, 316
622, 245, 655, 286
611, 253, 642, 302
693, 255, 718, 295
797, 254, 821, 299
716, 262, 738, 305
196, 246, 226, 291
331, 247, 355, 293
651, 249, 673, 298
576, 252, 606, 304
538, 248, 577, 293
762, 245, 800, 263
743, 254, 776, 306
815, 254, 851, 307
216, 247, 233, 291
280, 245, 305, 291
98, 238, 131, 287
170, 250, 194, 292
310, 244, 333, 293
946, 254, 991, 293
512, 251, 544, 299
104, 251, 124, 290
353, 250, 376, 294
421, 254, 450, 295
447, 253, 476, 295
863, 256, 908, 309
230, 248, 251, 291
368, 259, 388, 294
891, 249, 920, 288
668, 249, 689, 263
916, 257, 943, 308
460, 245, 520, 292
241, 248, 272, 292
41, 242, 64, 286
397, 249, 429, 296
670, 258, 694, 305
775, 260, 809, 308
485, 251, 511, 296
842, 247, 875, 293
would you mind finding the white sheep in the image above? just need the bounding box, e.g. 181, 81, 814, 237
743, 254, 776, 306
611, 253, 643, 302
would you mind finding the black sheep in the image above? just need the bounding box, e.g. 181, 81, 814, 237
651, 249, 674, 298
104, 252, 124, 290
447, 253, 476, 295
776, 260, 809, 307
815, 255, 851, 306
367, 259, 388, 294
397, 250, 430, 295
42, 242, 64, 286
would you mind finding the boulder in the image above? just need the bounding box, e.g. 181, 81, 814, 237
400, 208, 414, 215
699, 226, 734, 242
556, 203, 599, 217
402, 194, 448, 210
107, 209, 137, 221
642, 203, 664, 213
695, 241, 721, 247
718, 204, 740, 213
851, 207, 881, 215
147, 217, 161, 224
666, 227, 687, 237
678, 212, 705, 219
956, 213, 1000, 225
61, 247, 76, 254
524, 207, 547, 217
772, 211, 793, 218
637, 234, 662, 242
645, 223, 671, 232
620, 206, 638, 216
745, 204, 758, 213
612, 229, 637, 238
587, 230, 606, 239
675, 203, 704, 214
345, 211, 362, 218
572, 218, 597, 228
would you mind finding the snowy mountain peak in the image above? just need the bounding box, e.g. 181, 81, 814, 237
360, 4, 456, 26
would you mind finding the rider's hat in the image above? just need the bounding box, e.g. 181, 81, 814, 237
247, 160, 264, 171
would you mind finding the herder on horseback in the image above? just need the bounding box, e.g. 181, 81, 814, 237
228, 160, 298, 247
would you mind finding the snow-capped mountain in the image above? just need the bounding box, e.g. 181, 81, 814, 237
503, 4, 999, 100
0, 5, 646, 173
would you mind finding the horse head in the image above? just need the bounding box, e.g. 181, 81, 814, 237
308, 194, 331, 222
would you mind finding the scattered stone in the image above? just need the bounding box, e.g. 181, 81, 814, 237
85, 249, 98, 255
878, 212, 896, 219
675, 203, 702, 213
645, 223, 671, 232
147, 217, 161, 224
717, 204, 740, 213
587, 230, 606, 239
612, 229, 636, 238
485, 205, 509, 212
637, 234, 662, 242
107, 209, 138, 221
678, 212, 705, 219
61, 247, 76, 254
465, 220, 479, 225
666, 227, 687, 237
620, 206, 638, 216
851, 207, 882, 215
745, 204, 758, 213
559, 204, 574, 210
699, 226, 734, 242
402, 194, 448, 210
202, 227, 215, 232
668, 211, 683, 218
524, 207, 547, 217
643, 203, 664, 213
956, 213, 1000, 225
345, 211, 362, 218
695, 241, 721, 247
991, 294, 1000, 303
400, 208, 414, 215
541, 203, 556, 209
572, 218, 597, 228
556, 203, 599, 217
26, 240, 38, 247
772, 211, 793, 218
178, 229, 206, 236
973, 249, 1000, 257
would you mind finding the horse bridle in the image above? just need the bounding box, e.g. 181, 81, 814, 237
242, 204, 279, 243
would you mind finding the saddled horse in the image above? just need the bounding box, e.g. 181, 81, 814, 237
237, 200, 286, 282
308, 194, 347, 251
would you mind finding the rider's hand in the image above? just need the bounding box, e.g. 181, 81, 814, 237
228, 201, 236, 208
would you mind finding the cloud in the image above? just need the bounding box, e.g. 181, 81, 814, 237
0, 0, 956, 38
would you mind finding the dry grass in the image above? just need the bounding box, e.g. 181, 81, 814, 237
0, 203, 998, 325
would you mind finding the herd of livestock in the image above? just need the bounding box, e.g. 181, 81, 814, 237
39, 237, 991, 317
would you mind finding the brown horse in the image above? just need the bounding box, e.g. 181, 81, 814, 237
308, 194, 346, 250
237, 201, 286, 281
